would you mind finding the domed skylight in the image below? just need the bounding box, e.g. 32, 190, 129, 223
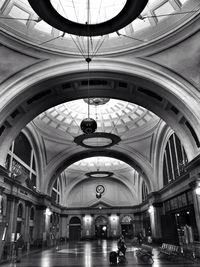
37, 98, 158, 136
0, 0, 198, 54
70, 156, 131, 172
50, 0, 125, 24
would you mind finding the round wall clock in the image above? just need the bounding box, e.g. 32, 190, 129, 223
96, 185, 105, 194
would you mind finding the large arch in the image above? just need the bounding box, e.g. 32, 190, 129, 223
0, 59, 200, 185
47, 149, 153, 195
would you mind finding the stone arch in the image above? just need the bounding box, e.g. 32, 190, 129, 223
69, 216, 81, 225
47, 150, 153, 195
0, 59, 199, 184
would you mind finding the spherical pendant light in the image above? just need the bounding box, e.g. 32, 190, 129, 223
80, 118, 97, 134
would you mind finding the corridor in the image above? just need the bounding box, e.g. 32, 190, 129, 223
1, 240, 199, 267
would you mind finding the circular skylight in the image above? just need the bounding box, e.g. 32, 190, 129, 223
50, 0, 125, 24
0, 0, 198, 54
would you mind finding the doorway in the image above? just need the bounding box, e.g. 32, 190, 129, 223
95, 225, 107, 239
95, 216, 108, 239
69, 217, 81, 241
121, 224, 133, 239
121, 215, 134, 239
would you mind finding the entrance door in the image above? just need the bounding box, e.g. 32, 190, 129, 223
95, 225, 107, 239
95, 216, 108, 239
69, 217, 81, 241
121, 224, 133, 239
69, 225, 81, 241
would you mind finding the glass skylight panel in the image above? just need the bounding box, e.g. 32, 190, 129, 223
50, 0, 126, 24
0, 0, 197, 54
9, 5, 29, 25
154, 2, 175, 22
132, 17, 151, 32
34, 20, 52, 34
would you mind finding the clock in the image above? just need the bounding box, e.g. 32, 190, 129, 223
96, 185, 105, 194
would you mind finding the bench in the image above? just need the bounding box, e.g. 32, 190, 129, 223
159, 243, 179, 259
136, 244, 154, 262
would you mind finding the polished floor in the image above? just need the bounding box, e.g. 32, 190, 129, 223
1, 240, 199, 267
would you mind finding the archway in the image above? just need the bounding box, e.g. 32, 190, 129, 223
69, 217, 81, 241
95, 216, 108, 239
0, 59, 199, 167
120, 215, 134, 239
48, 152, 152, 198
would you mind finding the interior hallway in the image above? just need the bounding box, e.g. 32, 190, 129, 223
1, 240, 199, 267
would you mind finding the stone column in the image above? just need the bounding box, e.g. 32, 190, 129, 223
60, 214, 68, 240
148, 203, 163, 242
35, 205, 47, 246
0, 187, 7, 261
24, 201, 32, 252
189, 180, 200, 240
6, 195, 19, 241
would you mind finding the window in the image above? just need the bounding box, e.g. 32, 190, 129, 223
51, 177, 61, 204
6, 132, 37, 189
163, 133, 188, 186
142, 181, 148, 202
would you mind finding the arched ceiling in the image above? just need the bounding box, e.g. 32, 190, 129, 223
59, 156, 143, 207
69, 156, 131, 172
0, 0, 199, 54
36, 98, 159, 137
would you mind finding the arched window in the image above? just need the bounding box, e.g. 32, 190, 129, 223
121, 215, 132, 224
142, 181, 148, 202
5, 132, 37, 189
163, 133, 188, 186
51, 177, 61, 204
69, 217, 81, 225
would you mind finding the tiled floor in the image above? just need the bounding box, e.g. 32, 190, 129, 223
1, 240, 199, 267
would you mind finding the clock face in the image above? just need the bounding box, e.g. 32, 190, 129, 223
96, 185, 105, 194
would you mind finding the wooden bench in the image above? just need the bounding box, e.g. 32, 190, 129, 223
159, 243, 179, 259
136, 244, 154, 262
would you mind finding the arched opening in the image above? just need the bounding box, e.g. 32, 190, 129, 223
69, 217, 81, 241
0, 61, 199, 167
95, 216, 108, 239
120, 215, 134, 239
